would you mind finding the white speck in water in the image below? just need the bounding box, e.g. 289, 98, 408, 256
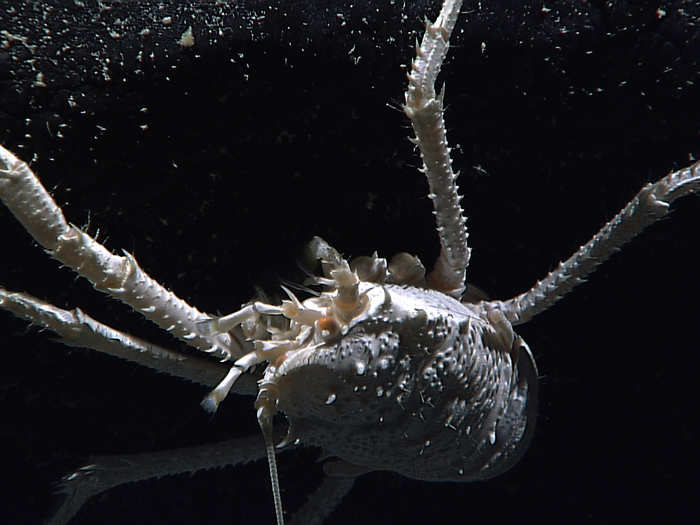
177, 26, 195, 48
325, 393, 337, 405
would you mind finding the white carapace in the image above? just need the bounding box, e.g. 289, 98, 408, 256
272, 247, 539, 484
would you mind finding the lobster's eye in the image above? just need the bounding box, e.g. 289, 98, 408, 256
317, 315, 340, 340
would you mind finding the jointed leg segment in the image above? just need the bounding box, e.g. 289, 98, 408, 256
495, 161, 700, 325
0, 145, 239, 360
48, 432, 291, 525
0, 287, 241, 389
404, 0, 470, 298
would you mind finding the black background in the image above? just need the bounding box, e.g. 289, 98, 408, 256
1, 1, 698, 524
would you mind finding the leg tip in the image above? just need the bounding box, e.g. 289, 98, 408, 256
200, 395, 220, 414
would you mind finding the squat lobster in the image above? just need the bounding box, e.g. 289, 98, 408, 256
1, 1, 698, 524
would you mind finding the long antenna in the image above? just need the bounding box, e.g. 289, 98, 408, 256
256, 381, 285, 525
